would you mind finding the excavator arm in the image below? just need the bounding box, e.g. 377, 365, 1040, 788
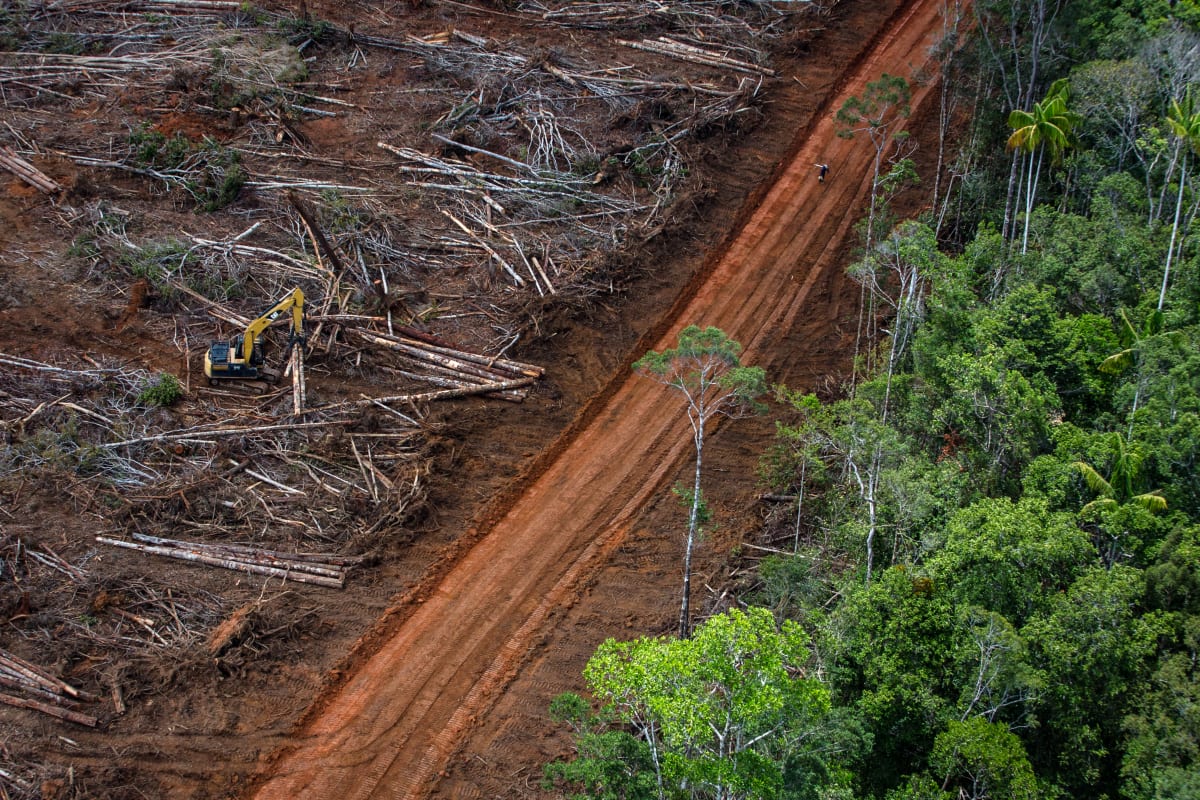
205, 288, 306, 382
235, 288, 306, 363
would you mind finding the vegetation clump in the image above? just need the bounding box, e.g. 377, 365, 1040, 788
126, 126, 245, 212
136, 373, 183, 407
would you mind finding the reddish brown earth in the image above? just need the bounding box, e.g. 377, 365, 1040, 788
248, 1, 945, 798
0, 0, 951, 797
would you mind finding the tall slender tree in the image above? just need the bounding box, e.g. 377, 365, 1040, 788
835, 74, 913, 254
1162, 89, 1200, 311
634, 326, 765, 638
1006, 78, 1079, 254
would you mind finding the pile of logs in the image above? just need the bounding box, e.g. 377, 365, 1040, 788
0, 147, 60, 194
48, 0, 241, 13
350, 325, 545, 402
618, 37, 777, 76
0, 649, 98, 728
96, 533, 361, 589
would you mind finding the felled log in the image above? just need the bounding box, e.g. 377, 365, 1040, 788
132, 533, 364, 566
130, 533, 348, 579
388, 326, 544, 377
0, 672, 82, 707
354, 330, 522, 384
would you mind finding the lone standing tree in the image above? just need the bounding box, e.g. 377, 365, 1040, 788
633, 326, 766, 638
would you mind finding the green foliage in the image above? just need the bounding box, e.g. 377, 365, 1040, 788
927, 497, 1093, 624
635, 326, 765, 636
207, 35, 307, 109
67, 232, 101, 261
319, 190, 369, 234
567, 6, 1200, 799
835, 74, 911, 139
1024, 565, 1171, 793
930, 348, 1056, 493
117, 238, 192, 289
1120, 608, 1200, 800
1072, 432, 1167, 516
187, 144, 245, 213
126, 126, 245, 211
41, 31, 87, 55
129, 124, 194, 170
136, 373, 183, 407
826, 567, 959, 794
634, 326, 767, 408
544, 693, 659, 800
1006, 79, 1080, 165
0, 4, 27, 51
277, 14, 334, 45
576, 607, 832, 800
929, 717, 1039, 800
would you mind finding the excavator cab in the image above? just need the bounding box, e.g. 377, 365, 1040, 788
204, 288, 305, 383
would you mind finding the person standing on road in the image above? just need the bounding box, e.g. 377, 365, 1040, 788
815, 162, 829, 183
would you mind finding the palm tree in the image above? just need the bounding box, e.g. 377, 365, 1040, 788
1072, 434, 1166, 516
1100, 308, 1164, 441
1073, 433, 1165, 566
1161, 89, 1200, 311
1006, 79, 1080, 255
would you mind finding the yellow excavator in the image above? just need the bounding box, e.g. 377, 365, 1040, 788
204, 287, 306, 384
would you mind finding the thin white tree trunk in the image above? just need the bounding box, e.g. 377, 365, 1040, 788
1021, 145, 1043, 254
680, 415, 705, 638
1162, 154, 1187, 311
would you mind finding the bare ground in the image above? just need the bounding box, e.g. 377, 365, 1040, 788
0, 0, 946, 797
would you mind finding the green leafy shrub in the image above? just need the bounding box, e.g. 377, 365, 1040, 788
117, 239, 191, 292
129, 124, 193, 169
137, 373, 183, 407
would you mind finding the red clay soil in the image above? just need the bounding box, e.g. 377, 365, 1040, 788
245, 1, 946, 798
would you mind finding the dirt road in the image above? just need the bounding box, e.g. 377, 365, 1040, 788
247, 1, 945, 797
